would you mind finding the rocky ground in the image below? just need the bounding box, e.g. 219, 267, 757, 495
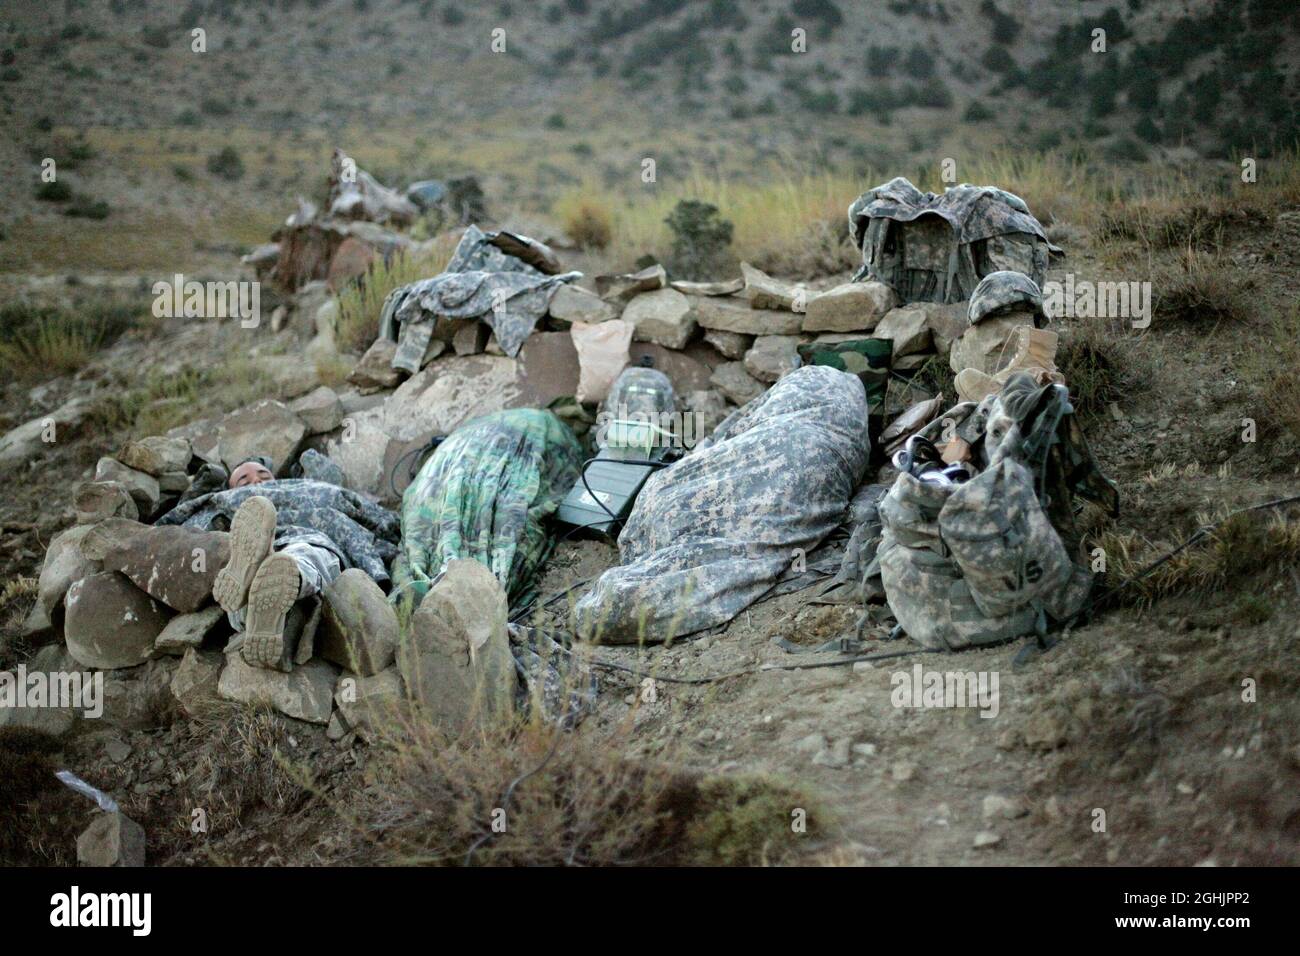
2, 170, 1298, 867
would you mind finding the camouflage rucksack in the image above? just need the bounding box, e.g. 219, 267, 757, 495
877, 471, 1042, 651
874, 375, 1106, 651
848, 177, 1058, 305
938, 428, 1092, 624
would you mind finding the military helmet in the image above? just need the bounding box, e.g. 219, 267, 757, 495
967, 271, 1048, 327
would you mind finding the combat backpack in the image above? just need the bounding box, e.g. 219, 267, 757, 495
847, 177, 1057, 305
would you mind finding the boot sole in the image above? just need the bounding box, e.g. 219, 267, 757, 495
213, 496, 277, 614
242, 553, 300, 670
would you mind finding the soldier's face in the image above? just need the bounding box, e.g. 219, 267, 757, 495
230, 462, 274, 488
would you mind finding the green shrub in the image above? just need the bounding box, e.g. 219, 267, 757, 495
664, 199, 734, 281
0, 302, 137, 379
34, 180, 72, 202
64, 196, 110, 219
206, 145, 245, 181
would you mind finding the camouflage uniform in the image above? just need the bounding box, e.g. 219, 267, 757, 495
379, 225, 581, 370
156, 478, 400, 585
848, 177, 1057, 304
573, 366, 870, 644
392, 409, 582, 611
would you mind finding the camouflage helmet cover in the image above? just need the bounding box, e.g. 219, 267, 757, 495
967, 270, 1048, 326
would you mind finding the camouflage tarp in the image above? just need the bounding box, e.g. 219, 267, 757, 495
156, 479, 400, 585
391, 408, 582, 612
379, 225, 580, 370
797, 337, 892, 407
573, 366, 870, 644
847, 177, 1058, 304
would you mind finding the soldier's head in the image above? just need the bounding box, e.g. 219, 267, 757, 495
229, 459, 274, 489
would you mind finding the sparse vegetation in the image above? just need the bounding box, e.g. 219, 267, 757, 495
1056, 316, 1148, 418
335, 236, 458, 353
0, 302, 138, 380
0, 727, 82, 865
1151, 248, 1252, 327
556, 196, 613, 250
34, 180, 72, 202
1092, 507, 1300, 605
338, 705, 819, 866
63, 195, 110, 220
207, 145, 246, 181
664, 199, 734, 281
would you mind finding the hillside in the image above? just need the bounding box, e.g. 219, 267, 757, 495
2, 0, 1298, 275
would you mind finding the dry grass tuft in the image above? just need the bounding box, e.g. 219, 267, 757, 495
1091, 506, 1300, 605
339, 702, 819, 866
0, 727, 83, 865
1257, 305, 1300, 443
1150, 248, 1253, 328
1056, 316, 1150, 418
95, 355, 283, 437
175, 704, 317, 837
555, 195, 613, 251
0, 302, 139, 380
0, 576, 39, 666
335, 237, 457, 354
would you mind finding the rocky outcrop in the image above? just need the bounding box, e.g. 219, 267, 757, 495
64, 571, 173, 670
216, 399, 307, 475
101, 526, 230, 613
319, 569, 399, 676
802, 281, 897, 332
398, 559, 514, 732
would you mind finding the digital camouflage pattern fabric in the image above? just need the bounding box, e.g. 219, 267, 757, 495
873, 372, 1106, 650
877, 471, 1041, 651
848, 177, 1058, 305
391, 408, 582, 611
156, 478, 400, 584
573, 366, 870, 644
379, 225, 580, 370
967, 270, 1049, 326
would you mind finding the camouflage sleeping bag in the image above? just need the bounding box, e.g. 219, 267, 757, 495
573, 366, 870, 644
391, 409, 582, 611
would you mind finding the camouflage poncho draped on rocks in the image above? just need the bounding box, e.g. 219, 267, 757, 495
379, 225, 581, 370
156, 479, 400, 584
391, 408, 582, 611
573, 366, 870, 644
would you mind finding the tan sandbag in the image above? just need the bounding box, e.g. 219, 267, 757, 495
570, 319, 633, 404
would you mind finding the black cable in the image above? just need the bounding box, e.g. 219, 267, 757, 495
583, 645, 927, 685
1076, 492, 1300, 617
